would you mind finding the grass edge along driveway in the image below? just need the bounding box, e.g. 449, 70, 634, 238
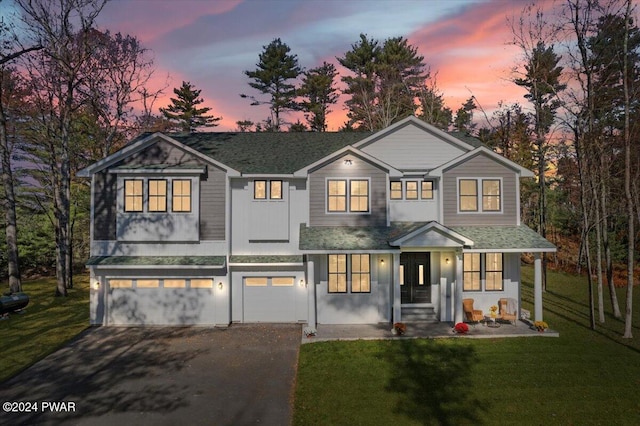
294, 267, 640, 425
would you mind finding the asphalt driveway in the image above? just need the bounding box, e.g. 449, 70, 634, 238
0, 324, 301, 426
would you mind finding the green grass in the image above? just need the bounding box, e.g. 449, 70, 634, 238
294, 266, 640, 425
0, 275, 90, 383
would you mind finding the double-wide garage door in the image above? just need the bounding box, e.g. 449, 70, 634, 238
107, 278, 216, 325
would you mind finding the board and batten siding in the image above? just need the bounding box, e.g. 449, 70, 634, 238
442, 153, 518, 226
93, 170, 117, 240
309, 154, 387, 226
359, 123, 468, 170
199, 168, 226, 240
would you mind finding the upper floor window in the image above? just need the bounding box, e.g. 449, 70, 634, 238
327, 179, 369, 213
172, 180, 192, 212
148, 179, 167, 212
124, 179, 143, 212
421, 181, 434, 199
390, 180, 434, 200
405, 181, 418, 200
390, 181, 402, 199
459, 178, 501, 212
254, 180, 283, 200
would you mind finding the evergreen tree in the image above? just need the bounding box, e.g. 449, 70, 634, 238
299, 62, 338, 132
160, 81, 221, 133
338, 34, 427, 130
242, 38, 301, 131
417, 80, 452, 130
454, 97, 477, 134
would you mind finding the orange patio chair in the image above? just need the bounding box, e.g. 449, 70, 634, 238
462, 298, 483, 324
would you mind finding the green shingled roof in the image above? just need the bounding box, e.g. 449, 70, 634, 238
299, 223, 555, 252
169, 132, 373, 174
451, 225, 556, 251
86, 256, 226, 267
125, 130, 481, 175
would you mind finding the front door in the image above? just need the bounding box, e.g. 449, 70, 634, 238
400, 252, 431, 304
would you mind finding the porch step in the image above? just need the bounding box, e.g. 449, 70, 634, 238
401, 306, 438, 322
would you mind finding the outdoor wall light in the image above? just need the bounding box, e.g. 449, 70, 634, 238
218, 282, 223, 290
299, 279, 305, 288
93, 281, 100, 290
380, 258, 385, 264
445, 258, 450, 265
344, 159, 353, 166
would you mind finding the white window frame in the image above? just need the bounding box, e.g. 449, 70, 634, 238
456, 177, 503, 214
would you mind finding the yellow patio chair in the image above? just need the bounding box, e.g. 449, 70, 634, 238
462, 298, 483, 323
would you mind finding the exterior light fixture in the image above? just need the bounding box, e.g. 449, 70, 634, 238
299, 279, 305, 287
445, 258, 450, 265
380, 258, 385, 264
344, 159, 353, 166
94, 281, 100, 290
218, 282, 223, 290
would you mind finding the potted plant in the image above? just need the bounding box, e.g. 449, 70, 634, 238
303, 327, 317, 337
453, 322, 469, 334
392, 322, 407, 335
533, 321, 548, 332
489, 305, 498, 319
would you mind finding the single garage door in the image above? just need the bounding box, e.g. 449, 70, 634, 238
107, 278, 216, 325
243, 276, 300, 322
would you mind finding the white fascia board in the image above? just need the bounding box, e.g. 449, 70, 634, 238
294, 145, 402, 178
240, 174, 297, 179
228, 262, 304, 267
90, 264, 227, 270
300, 249, 400, 254
427, 146, 535, 178
108, 167, 206, 175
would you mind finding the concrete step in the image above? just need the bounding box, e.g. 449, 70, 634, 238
401, 306, 438, 322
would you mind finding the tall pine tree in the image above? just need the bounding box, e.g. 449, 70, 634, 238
160, 81, 221, 133
242, 38, 301, 132
299, 62, 338, 132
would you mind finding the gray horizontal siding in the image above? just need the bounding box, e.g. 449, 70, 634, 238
309, 154, 387, 226
442, 153, 518, 226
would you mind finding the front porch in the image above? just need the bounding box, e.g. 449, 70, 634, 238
302, 320, 558, 344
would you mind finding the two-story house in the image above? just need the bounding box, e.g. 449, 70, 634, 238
78, 116, 555, 327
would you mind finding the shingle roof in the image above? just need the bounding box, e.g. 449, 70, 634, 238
299, 223, 556, 252
229, 255, 304, 264
451, 225, 556, 251
86, 256, 226, 267
169, 132, 373, 174
136, 130, 481, 175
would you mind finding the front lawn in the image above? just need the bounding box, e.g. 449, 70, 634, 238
0, 275, 90, 383
294, 266, 640, 425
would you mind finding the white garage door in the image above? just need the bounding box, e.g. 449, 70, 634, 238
107, 278, 216, 325
243, 276, 300, 322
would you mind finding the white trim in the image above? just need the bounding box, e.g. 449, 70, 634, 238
464, 248, 557, 253
228, 262, 304, 267
300, 249, 400, 254
93, 264, 225, 270
108, 167, 205, 175
389, 222, 474, 247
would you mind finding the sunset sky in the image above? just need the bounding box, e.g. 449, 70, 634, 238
6, 0, 548, 131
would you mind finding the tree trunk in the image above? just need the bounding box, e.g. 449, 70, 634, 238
600, 155, 621, 318
622, 0, 634, 339
0, 87, 21, 294
592, 167, 604, 323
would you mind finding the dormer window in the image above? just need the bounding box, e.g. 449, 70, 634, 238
148, 180, 167, 212
254, 180, 283, 200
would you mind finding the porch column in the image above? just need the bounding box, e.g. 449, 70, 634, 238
393, 252, 401, 323
307, 259, 316, 329
454, 251, 464, 324
534, 253, 543, 322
